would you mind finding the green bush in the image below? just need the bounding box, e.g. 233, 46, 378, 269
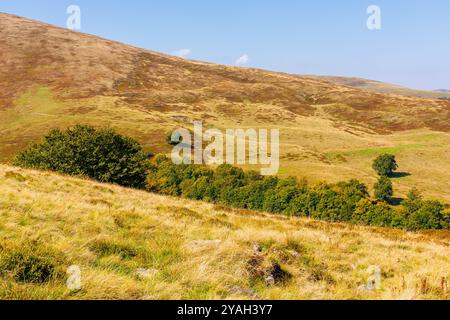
241, 176, 278, 211
372, 154, 398, 177
89, 240, 139, 259
352, 199, 397, 227
0, 243, 65, 283
263, 178, 301, 213
406, 201, 445, 230
15, 125, 150, 188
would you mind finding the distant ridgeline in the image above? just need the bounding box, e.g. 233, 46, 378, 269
15, 126, 450, 231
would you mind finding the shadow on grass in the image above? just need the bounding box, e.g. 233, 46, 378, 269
389, 197, 404, 206
390, 172, 411, 179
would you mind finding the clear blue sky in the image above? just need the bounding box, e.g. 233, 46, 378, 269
1, 0, 449, 90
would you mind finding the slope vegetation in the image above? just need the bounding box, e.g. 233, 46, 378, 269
0, 165, 449, 300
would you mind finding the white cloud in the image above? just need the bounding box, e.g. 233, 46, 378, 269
235, 54, 249, 66
173, 49, 191, 58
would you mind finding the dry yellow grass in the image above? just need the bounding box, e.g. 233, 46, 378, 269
0, 165, 449, 300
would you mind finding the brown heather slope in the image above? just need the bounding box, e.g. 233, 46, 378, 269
1, 13, 450, 202
1, 13, 450, 134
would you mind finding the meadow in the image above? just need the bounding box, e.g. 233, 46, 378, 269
0, 165, 449, 300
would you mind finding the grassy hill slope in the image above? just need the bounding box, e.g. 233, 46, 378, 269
0, 165, 449, 300
1, 12, 450, 203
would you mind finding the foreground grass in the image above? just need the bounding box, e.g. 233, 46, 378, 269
0, 165, 449, 300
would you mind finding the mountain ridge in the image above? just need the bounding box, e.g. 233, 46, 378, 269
1, 12, 449, 136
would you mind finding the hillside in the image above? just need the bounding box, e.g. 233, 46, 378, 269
1, 12, 450, 203
307, 76, 450, 100
0, 165, 449, 300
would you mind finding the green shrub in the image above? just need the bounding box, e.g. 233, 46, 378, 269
0, 243, 65, 283
353, 200, 397, 227
15, 125, 150, 188
406, 201, 445, 230
442, 209, 450, 229
374, 177, 394, 202
285, 192, 312, 217
89, 240, 139, 259
242, 176, 279, 211
263, 178, 301, 213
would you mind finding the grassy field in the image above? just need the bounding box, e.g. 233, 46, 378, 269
0, 165, 449, 300
2, 85, 450, 204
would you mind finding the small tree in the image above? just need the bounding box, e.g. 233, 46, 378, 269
372, 154, 398, 177
374, 177, 393, 202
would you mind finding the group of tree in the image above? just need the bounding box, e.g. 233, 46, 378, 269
146, 155, 449, 230
14, 125, 450, 231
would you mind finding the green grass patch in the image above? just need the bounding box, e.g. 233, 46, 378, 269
89, 240, 139, 260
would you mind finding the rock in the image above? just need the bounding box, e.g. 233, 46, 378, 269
135, 268, 158, 280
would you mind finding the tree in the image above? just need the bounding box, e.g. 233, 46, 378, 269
352, 199, 396, 227
373, 177, 393, 202
372, 154, 398, 177
15, 125, 150, 188
406, 201, 445, 230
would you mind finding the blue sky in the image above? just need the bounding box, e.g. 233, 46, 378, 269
1, 0, 449, 90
